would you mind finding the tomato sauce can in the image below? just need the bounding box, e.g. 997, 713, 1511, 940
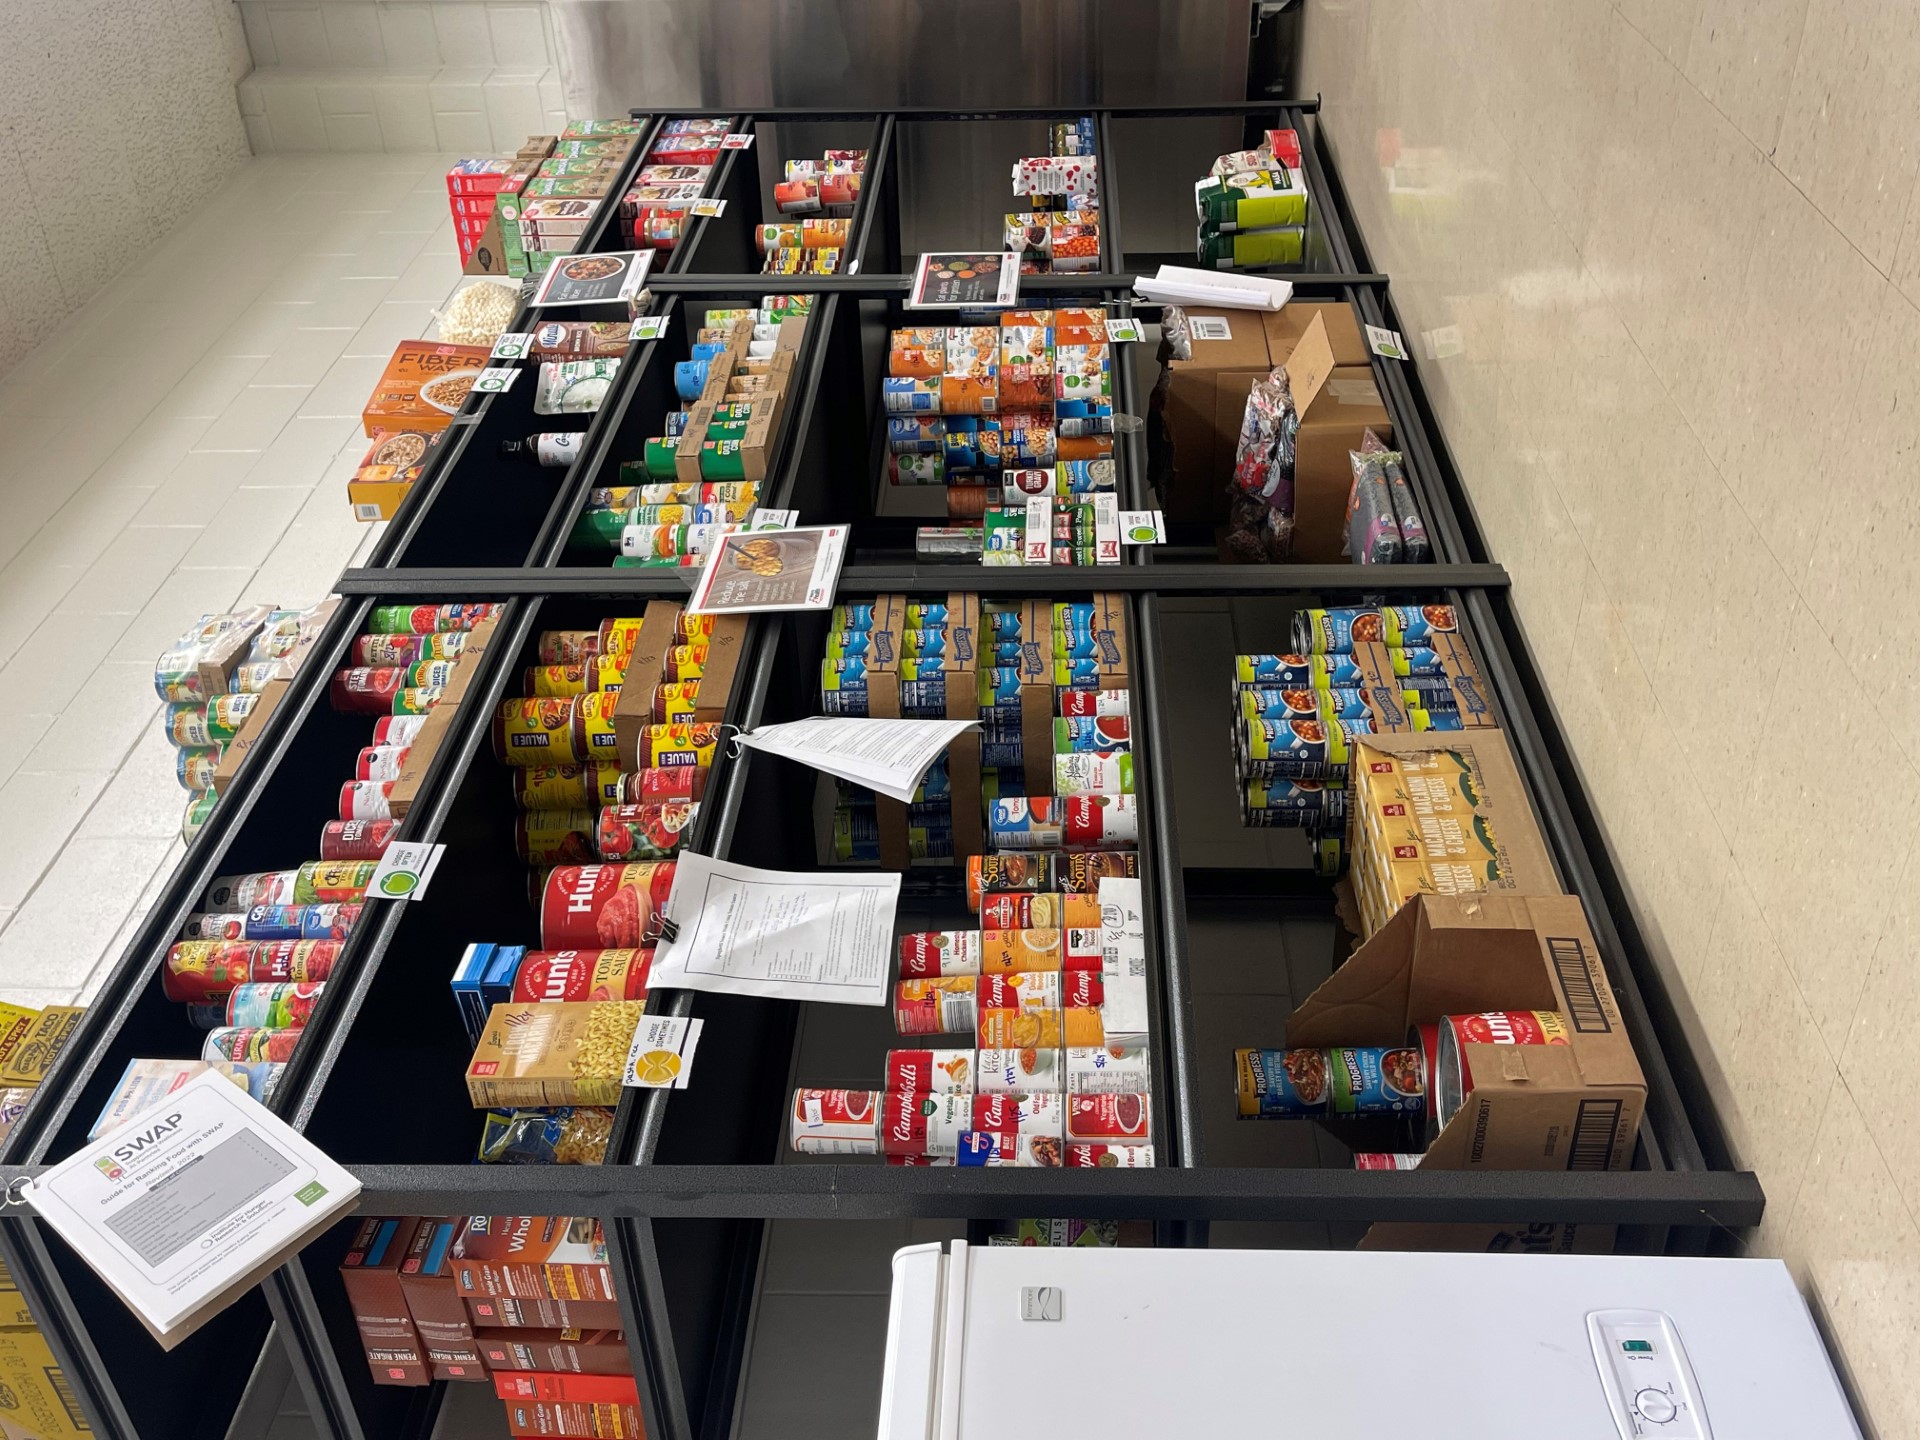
330, 666, 407, 713
898, 932, 982, 978
894, 977, 977, 1034
319, 819, 397, 861
595, 802, 698, 861
1066, 1143, 1154, 1167
510, 948, 652, 1003
203, 1026, 302, 1064
1435, 1010, 1570, 1129
162, 939, 336, 1001
538, 862, 677, 948
225, 981, 324, 1029
1065, 1093, 1151, 1144
339, 781, 395, 820
356, 745, 410, 782
790, 1088, 881, 1154
620, 765, 708, 803
372, 714, 426, 747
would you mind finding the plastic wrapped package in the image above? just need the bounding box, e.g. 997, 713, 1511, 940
1363, 428, 1432, 563
1224, 369, 1298, 561
477, 1106, 615, 1164
1345, 446, 1405, 564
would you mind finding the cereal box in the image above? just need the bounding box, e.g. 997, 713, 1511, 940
362, 343, 492, 437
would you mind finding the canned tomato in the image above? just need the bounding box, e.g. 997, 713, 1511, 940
516, 810, 596, 866
161, 939, 340, 1001
1053, 715, 1129, 752
372, 715, 426, 747
1434, 1010, 1570, 1129
369, 603, 498, 635
895, 977, 977, 1034
356, 745, 410, 782
178, 747, 220, 792
330, 666, 406, 712
494, 696, 581, 766
180, 913, 247, 941
1355, 1153, 1423, 1170
790, 1088, 881, 1154
352, 632, 432, 666
538, 862, 677, 948
1067, 1143, 1154, 1167
1066, 1043, 1151, 1094
319, 819, 397, 861
510, 947, 651, 1003
225, 981, 324, 1029
1234, 1046, 1426, 1117
595, 802, 697, 861
203, 1026, 302, 1064
619, 765, 708, 804
339, 781, 394, 820
1064, 1093, 1151, 1144
206, 870, 293, 909
898, 931, 982, 978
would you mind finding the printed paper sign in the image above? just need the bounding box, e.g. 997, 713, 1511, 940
1105, 319, 1145, 343
1118, 510, 1166, 543
1365, 324, 1408, 360
24, 1072, 360, 1347
367, 841, 446, 900
1093, 492, 1120, 565
473, 366, 519, 393
531, 250, 655, 308
686, 525, 847, 614
624, 1015, 705, 1089
489, 332, 533, 360
909, 252, 1021, 309
628, 314, 670, 343
691, 198, 727, 217
735, 716, 979, 804
649, 853, 900, 1006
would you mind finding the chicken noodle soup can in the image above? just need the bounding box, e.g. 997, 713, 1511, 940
1234, 1046, 1428, 1117
1435, 1010, 1570, 1129
790, 1088, 881, 1154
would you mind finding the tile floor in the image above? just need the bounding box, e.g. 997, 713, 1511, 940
0, 152, 474, 1012
1301, 1, 1920, 1432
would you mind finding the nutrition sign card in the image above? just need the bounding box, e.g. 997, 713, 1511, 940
686, 525, 847, 614
25, 1071, 359, 1347
909, 252, 1022, 309
530, 249, 655, 308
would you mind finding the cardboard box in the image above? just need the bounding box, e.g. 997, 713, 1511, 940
0, 1007, 40, 1080
502, 1398, 643, 1437
1346, 639, 1496, 733
349, 429, 444, 523
362, 342, 493, 437
494, 1371, 639, 1404
0, 1261, 36, 1330
465, 1002, 643, 1109
388, 611, 502, 820
1015, 600, 1054, 796
674, 316, 808, 484
1279, 313, 1395, 562
340, 1216, 430, 1386
452, 1218, 618, 1304
474, 1329, 632, 1376
463, 210, 514, 276
0, 1324, 91, 1439
1290, 892, 1646, 1174
0, 1010, 82, 1090
466, 1295, 625, 1331
211, 677, 288, 792
867, 592, 981, 865
399, 1218, 477, 1345
611, 603, 747, 768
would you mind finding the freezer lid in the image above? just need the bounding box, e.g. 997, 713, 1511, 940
878, 1242, 951, 1440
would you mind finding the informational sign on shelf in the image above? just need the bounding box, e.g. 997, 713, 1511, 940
685, 525, 848, 614
735, 716, 979, 803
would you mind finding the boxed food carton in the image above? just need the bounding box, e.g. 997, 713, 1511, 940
452, 1217, 616, 1303
1279, 313, 1395, 562
466, 1295, 625, 1331
348, 428, 445, 522
465, 1002, 643, 1108
0, 1009, 83, 1090
398, 1218, 487, 1381
339, 1215, 430, 1386
0, 1323, 91, 1439
612, 601, 748, 766
362, 342, 493, 437
474, 1328, 632, 1375
502, 1398, 643, 1436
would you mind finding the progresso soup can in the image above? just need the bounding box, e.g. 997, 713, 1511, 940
1234, 1045, 1427, 1117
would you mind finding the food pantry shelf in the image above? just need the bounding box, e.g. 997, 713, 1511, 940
0, 103, 1756, 1440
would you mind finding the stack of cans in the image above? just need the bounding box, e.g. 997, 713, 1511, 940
764, 147, 866, 273
621, 116, 728, 252
1005, 117, 1101, 274
491, 613, 712, 872
883, 310, 1118, 566
1194, 127, 1309, 271
155, 603, 334, 842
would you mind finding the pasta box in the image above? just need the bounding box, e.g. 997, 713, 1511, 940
473, 1328, 633, 1375
361, 342, 492, 437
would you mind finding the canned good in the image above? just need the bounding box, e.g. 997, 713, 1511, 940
1234, 1045, 1427, 1117
225, 982, 325, 1029
595, 802, 698, 861
1066, 1043, 1152, 1094
979, 893, 1101, 932
538, 862, 677, 948
571, 691, 622, 761
619, 765, 708, 804
182, 786, 219, 842
977, 1006, 1103, 1050
513, 764, 621, 812
884, 1048, 979, 1094
391, 686, 442, 716
516, 810, 596, 866
208, 904, 359, 942
976, 927, 1065, 975
1233, 653, 1314, 688
898, 932, 982, 978
510, 948, 652, 1003
1066, 1143, 1154, 1167
1053, 715, 1130, 752
339, 781, 394, 820
1064, 1093, 1151, 1144
635, 722, 719, 769
368, 603, 498, 634
178, 747, 220, 792
1434, 1010, 1570, 1130
356, 745, 410, 782
372, 715, 427, 747
894, 977, 979, 1034
203, 1025, 302, 1065
1354, 1153, 1423, 1170
330, 666, 407, 713
539, 630, 601, 665
319, 819, 397, 861
789, 1088, 881, 1154
161, 939, 342, 1002
1053, 751, 1133, 796
988, 796, 1137, 851
206, 862, 375, 911
882, 1090, 1064, 1163
494, 696, 581, 766
653, 680, 702, 723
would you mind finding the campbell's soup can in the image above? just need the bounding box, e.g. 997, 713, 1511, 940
620, 765, 708, 803
372, 714, 426, 747
978, 973, 1061, 1013
884, 1049, 979, 1095
330, 666, 406, 713
979, 892, 1100, 931
538, 862, 676, 948
1057, 688, 1129, 719
894, 978, 977, 1035
510, 947, 652, 1003
225, 981, 324, 1029
988, 796, 1137, 851
882, 1090, 1064, 1162
978, 1007, 1102, 1050
1066, 1043, 1151, 1094
977, 927, 1063, 976
494, 696, 581, 767
339, 781, 394, 820
1065, 1093, 1151, 1145
595, 802, 697, 862
203, 1025, 302, 1064
1355, 1153, 1423, 1170
319, 819, 397, 861
898, 931, 982, 978
790, 1088, 881, 1154
1067, 1143, 1154, 1168
1435, 1010, 1570, 1130
356, 745, 410, 782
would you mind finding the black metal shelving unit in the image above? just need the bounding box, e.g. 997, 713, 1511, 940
0, 102, 1759, 1440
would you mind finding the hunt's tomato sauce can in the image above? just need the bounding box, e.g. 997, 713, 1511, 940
789, 1088, 881, 1154
538, 862, 677, 948
1065, 1093, 1151, 1144
510, 948, 652, 1003
1435, 1010, 1570, 1128
898, 931, 982, 978
319, 819, 397, 861
161, 939, 342, 1001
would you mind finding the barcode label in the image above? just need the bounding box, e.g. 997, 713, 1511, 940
46, 1365, 89, 1430
1566, 1099, 1621, 1171
1547, 936, 1610, 1032
1189, 315, 1231, 341
353, 504, 384, 522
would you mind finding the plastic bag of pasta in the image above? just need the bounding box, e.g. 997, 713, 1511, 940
477, 1105, 614, 1165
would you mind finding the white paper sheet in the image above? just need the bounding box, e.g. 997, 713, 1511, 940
650, 853, 900, 1005
734, 716, 977, 803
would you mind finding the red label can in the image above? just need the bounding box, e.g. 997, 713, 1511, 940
1064, 1093, 1151, 1144
319, 819, 397, 861
790, 1088, 881, 1154
339, 781, 395, 821
621, 766, 709, 803
1435, 1010, 1570, 1130
898, 932, 981, 978
1066, 1143, 1154, 1168
894, 978, 977, 1035
356, 745, 410, 782
510, 948, 652, 1003
884, 1049, 977, 1096
1355, 1153, 1422, 1170
538, 862, 677, 948
330, 666, 407, 713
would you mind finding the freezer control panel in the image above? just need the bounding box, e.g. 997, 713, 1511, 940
1587, 1309, 1713, 1439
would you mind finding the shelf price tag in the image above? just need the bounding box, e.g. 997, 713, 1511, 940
367, 841, 446, 900
473, 367, 519, 393
1093, 492, 1121, 565
489, 332, 533, 360
691, 198, 727, 217
1118, 510, 1166, 544
629, 314, 670, 343
624, 1015, 705, 1089
1106, 318, 1146, 343
1365, 323, 1408, 360
1023, 495, 1053, 565
721, 132, 754, 149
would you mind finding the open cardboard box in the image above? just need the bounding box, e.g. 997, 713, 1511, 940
1279, 313, 1395, 562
